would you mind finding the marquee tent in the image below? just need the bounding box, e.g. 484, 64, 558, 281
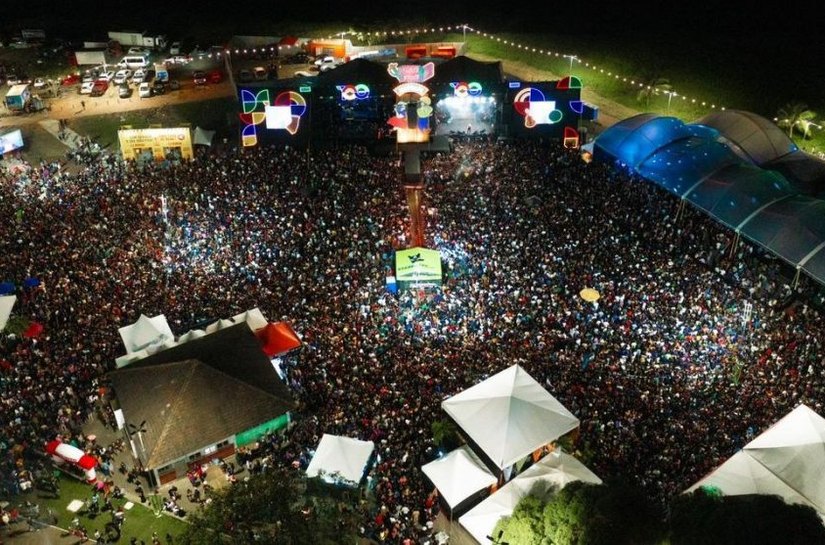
205, 318, 235, 334
305, 434, 375, 486
118, 314, 175, 354
459, 451, 601, 545
256, 321, 302, 358
686, 404, 825, 514
395, 247, 443, 289
232, 308, 268, 331
0, 295, 16, 331
421, 445, 497, 510
441, 365, 579, 470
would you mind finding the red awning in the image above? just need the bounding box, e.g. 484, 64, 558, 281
256, 322, 302, 357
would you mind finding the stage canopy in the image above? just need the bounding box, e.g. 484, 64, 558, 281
118, 314, 175, 354
459, 451, 602, 545
0, 295, 16, 331
256, 321, 302, 357
305, 434, 375, 486
442, 365, 579, 470
395, 247, 443, 289
421, 445, 498, 509
686, 404, 825, 514
593, 112, 825, 287
232, 307, 268, 331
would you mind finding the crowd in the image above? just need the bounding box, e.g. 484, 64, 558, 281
1, 139, 825, 543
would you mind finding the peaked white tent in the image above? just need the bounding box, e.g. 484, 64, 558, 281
421, 445, 497, 509
205, 318, 236, 334
115, 349, 149, 369
0, 295, 16, 331
232, 308, 268, 331
459, 451, 601, 545
176, 329, 206, 343
305, 434, 375, 486
442, 365, 579, 469
686, 404, 825, 514
118, 314, 174, 354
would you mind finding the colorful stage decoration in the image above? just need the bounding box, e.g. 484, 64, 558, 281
388, 62, 435, 83
563, 127, 580, 149
337, 83, 371, 101
389, 82, 433, 143
513, 87, 563, 128
556, 76, 583, 90
568, 100, 585, 114
450, 81, 482, 97
240, 89, 307, 146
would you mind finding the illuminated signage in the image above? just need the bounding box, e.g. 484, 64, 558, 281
450, 81, 482, 98
239, 89, 307, 146
563, 127, 580, 149
0, 129, 24, 155
117, 127, 193, 161
336, 83, 370, 101
508, 81, 521, 89
393, 82, 429, 97
387, 62, 435, 83
513, 87, 563, 128
389, 82, 432, 144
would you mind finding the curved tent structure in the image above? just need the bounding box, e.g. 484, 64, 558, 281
594, 112, 825, 287
421, 445, 497, 511
698, 110, 797, 165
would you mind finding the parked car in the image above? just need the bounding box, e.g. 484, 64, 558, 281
61, 74, 81, 86
314, 56, 341, 71
208, 70, 223, 84
164, 55, 191, 65
152, 80, 166, 95
132, 69, 146, 84
113, 69, 132, 85
294, 70, 318, 78
192, 70, 207, 85
90, 80, 108, 97
5, 74, 25, 85
33, 77, 47, 89
168, 79, 180, 90
127, 47, 151, 56
98, 71, 115, 82
237, 69, 252, 83
284, 52, 312, 64
253, 66, 267, 80
118, 84, 132, 98
138, 82, 152, 98
79, 81, 95, 94
169, 41, 182, 55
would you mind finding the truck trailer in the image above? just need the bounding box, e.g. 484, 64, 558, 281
4, 84, 31, 111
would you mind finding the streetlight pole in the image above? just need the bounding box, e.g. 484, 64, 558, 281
667, 91, 676, 113
463, 24, 467, 42
563, 55, 578, 76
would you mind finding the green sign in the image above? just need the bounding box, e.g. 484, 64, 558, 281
395, 247, 442, 286
299, 86, 312, 93
235, 413, 291, 447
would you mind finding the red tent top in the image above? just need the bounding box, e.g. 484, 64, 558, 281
278, 36, 299, 46
256, 322, 302, 358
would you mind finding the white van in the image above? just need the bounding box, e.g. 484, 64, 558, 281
118, 56, 149, 70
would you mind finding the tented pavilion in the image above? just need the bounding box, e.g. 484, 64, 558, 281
441, 365, 579, 473
686, 404, 825, 515
305, 434, 376, 486
421, 445, 498, 515
459, 451, 602, 544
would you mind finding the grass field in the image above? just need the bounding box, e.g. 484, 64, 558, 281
15, 475, 187, 542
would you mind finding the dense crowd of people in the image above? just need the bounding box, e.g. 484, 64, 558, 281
1, 139, 824, 543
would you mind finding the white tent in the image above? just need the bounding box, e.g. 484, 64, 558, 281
176, 329, 206, 343
442, 365, 579, 469
232, 308, 268, 331
0, 295, 16, 331
305, 434, 375, 486
459, 451, 601, 545
115, 349, 149, 369
685, 404, 825, 514
118, 314, 175, 354
205, 318, 236, 334
421, 445, 497, 509
193, 126, 216, 147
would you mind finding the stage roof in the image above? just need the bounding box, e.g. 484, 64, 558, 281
430, 55, 504, 85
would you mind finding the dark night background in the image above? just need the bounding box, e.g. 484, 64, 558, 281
3, 0, 823, 112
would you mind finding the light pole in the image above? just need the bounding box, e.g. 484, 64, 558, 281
666, 90, 676, 113
463, 24, 467, 42
563, 54, 578, 75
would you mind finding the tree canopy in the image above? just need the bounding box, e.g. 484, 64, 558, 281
176, 468, 360, 545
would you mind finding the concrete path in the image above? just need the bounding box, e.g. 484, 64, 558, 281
38, 119, 85, 150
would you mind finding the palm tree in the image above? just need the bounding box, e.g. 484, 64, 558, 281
776, 102, 817, 139
636, 73, 673, 109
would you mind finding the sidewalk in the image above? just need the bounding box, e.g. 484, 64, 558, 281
38, 119, 85, 150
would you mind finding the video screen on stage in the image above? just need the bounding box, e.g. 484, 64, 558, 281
0, 129, 24, 155
239, 88, 309, 147
434, 81, 497, 137
506, 78, 583, 140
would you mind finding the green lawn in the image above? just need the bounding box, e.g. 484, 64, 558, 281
19, 474, 187, 542
70, 97, 238, 150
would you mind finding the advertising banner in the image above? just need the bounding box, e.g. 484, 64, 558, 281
118, 127, 193, 161
395, 247, 443, 288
